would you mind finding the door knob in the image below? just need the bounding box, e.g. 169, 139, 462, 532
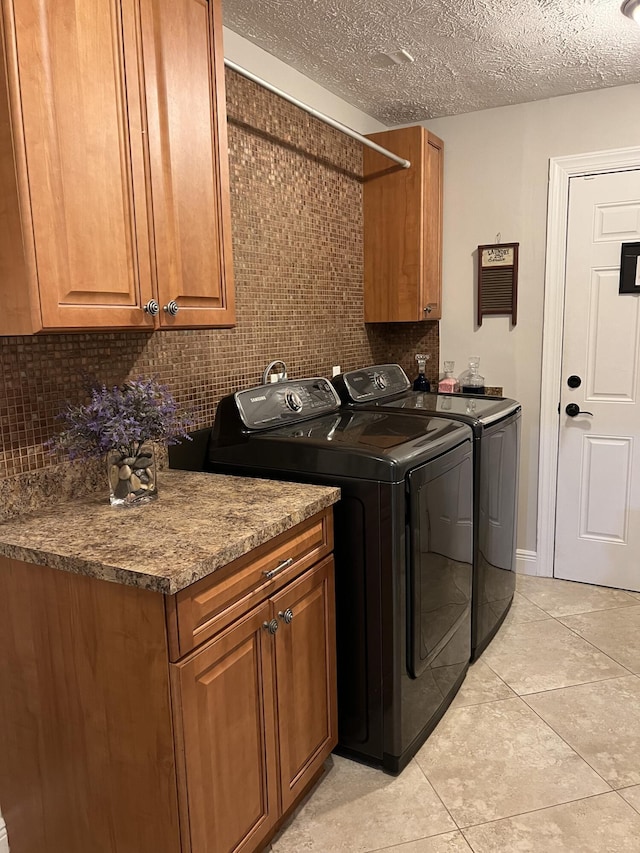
565, 403, 593, 417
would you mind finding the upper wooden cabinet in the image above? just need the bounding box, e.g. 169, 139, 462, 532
363, 126, 443, 322
0, 0, 234, 335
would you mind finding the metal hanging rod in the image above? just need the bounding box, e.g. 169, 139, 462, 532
223, 58, 411, 170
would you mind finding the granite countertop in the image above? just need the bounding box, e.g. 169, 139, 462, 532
0, 470, 340, 594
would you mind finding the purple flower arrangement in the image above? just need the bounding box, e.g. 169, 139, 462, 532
48, 378, 192, 461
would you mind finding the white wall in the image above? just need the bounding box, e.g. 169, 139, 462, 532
223, 28, 386, 135
0, 810, 7, 853
423, 83, 640, 559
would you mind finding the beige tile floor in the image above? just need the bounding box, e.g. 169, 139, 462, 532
268, 574, 640, 853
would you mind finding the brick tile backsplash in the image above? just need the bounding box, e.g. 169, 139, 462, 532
0, 70, 439, 505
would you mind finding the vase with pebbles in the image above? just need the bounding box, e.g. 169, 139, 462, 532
107, 443, 158, 506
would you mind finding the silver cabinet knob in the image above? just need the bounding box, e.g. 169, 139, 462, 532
163, 300, 179, 316
278, 608, 294, 624
263, 619, 279, 635
143, 300, 159, 316
423, 305, 433, 314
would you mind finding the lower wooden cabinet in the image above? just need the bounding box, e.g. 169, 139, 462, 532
0, 508, 337, 853
173, 557, 337, 853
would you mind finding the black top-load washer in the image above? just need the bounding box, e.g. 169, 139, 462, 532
169, 376, 474, 773
333, 364, 521, 660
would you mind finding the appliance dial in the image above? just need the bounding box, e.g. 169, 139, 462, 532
285, 391, 303, 412
373, 372, 387, 390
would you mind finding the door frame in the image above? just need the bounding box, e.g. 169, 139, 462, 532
537, 146, 640, 578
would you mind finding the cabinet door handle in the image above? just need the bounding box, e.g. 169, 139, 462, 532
263, 619, 279, 635
423, 305, 433, 314
278, 608, 294, 624
163, 300, 179, 316
143, 300, 159, 316
263, 557, 293, 579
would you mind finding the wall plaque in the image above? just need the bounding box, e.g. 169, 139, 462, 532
477, 242, 519, 326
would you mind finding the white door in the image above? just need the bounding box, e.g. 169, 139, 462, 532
555, 170, 640, 590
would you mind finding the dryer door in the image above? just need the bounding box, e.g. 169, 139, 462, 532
407, 441, 473, 678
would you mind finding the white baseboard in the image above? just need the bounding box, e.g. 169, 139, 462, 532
0, 826, 8, 853
516, 549, 538, 576
515, 549, 554, 577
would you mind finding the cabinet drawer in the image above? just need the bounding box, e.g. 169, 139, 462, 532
166, 508, 333, 660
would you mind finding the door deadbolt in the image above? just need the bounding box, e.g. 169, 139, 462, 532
567, 375, 582, 389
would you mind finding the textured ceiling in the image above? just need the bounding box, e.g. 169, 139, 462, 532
223, 0, 640, 124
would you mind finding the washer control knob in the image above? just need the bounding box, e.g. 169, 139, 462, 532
285, 391, 303, 412
373, 372, 387, 390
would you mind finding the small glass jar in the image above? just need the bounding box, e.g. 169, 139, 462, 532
458, 357, 486, 395
413, 353, 431, 392
438, 361, 459, 393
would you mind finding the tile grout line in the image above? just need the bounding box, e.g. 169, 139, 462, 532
458, 789, 629, 833
412, 753, 466, 833
365, 827, 474, 853
520, 690, 618, 791
548, 611, 639, 677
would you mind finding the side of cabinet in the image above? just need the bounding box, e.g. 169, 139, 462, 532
363, 125, 443, 323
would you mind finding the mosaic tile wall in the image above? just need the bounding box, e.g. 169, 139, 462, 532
0, 70, 439, 514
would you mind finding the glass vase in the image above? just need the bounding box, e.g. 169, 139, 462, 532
107, 444, 158, 507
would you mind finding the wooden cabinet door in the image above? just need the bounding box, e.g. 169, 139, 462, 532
363, 126, 443, 322
6, 0, 155, 330
173, 601, 279, 853
139, 0, 235, 329
271, 557, 338, 813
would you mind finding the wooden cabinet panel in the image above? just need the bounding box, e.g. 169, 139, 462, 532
363, 125, 443, 322
140, 0, 235, 328
4, 0, 154, 331
0, 0, 234, 334
0, 558, 181, 853
272, 556, 338, 813
174, 601, 279, 853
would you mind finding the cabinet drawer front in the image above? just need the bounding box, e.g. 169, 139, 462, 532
167, 509, 333, 660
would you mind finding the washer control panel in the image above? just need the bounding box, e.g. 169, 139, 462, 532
235, 377, 340, 430
334, 364, 411, 403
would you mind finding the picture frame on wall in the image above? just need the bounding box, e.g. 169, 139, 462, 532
619, 242, 640, 294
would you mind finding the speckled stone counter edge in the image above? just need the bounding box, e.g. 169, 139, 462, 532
0, 471, 340, 595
